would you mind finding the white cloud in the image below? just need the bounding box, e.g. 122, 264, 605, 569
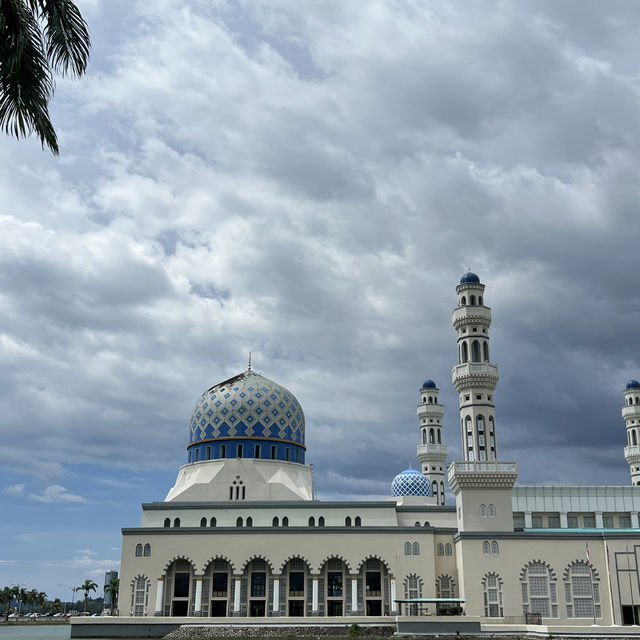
28, 485, 87, 504
3, 483, 25, 496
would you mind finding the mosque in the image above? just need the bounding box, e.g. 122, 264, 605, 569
118, 273, 640, 627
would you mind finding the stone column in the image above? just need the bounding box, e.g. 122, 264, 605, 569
351, 577, 358, 613
194, 576, 203, 617
560, 513, 568, 528
524, 512, 532, 528
233, 577, 242, 616
272, 577, 280, 615
595, 512, 604, 528
312, 577, 319, 614
632, 513, 639, 528
390, 577, 397, 614
154, 578, 164, 616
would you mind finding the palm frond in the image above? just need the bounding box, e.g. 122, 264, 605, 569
0, 0, 59, 153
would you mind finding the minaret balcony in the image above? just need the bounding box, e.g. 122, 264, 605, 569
451, 362, 499, 387
417, 443, 448, 459
622, 406, 640, 420
452, 305, 491, 329
624, 445, 640, 464
448, 460, 518, 492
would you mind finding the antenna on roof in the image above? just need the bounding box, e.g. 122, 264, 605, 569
248, 351, 252, 372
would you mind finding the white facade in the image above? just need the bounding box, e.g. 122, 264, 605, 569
118, 273, 640, 627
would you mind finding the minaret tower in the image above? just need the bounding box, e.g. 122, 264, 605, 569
623, 379, 640, 485
452, 271, 499, 462
416, 380, 448, 505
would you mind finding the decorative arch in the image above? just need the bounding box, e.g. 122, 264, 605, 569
403, 573, 424, 614
563, 560, 601, 618
482, 572, 503, 617
277, 554, 313, 574
135, 543, 143, 557
129, 575, 150, 617
143, 543, 151, 557
472, 340, 481, 362
435, 574, 457, 598
520, 559, 558, 618
355, 554, 393, 572
201, 554, 236, 574
240, 554, 276, 573
316, 554, 353, 574
162, 555, 197, 573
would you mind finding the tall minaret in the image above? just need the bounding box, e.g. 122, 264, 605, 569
452, 272, 499, 462
623, 379, 640, 485
416, 380, 448, 505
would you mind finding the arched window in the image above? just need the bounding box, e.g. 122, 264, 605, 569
482, 573, 503, 617
436, 574, 456, 599
491, 541, 499, 555
461, 296, 466, 305
404, 542, 411, 555
432, 480, 438, 497
472, 340, 481, 362
200, 517, 207, 527
345, 516, 352, 527
413, 542, 420, 555
273, 516, 279, 527
135, 543, 143, 557
236, 517, 243, 527
246, 516, 253, 527
422, 429, 427, 444
479, 296, 483, 305
143, 543, 151, 557
404, 574, 423, 615
308, 516, 315, 527
437, 430, 441, 444
319, 516, 325, 526
173, 518, 180, 528
462, 342, 468, 363
470, 295, 476, 305
633, 431, 637, 446
480, 504, 487, 517
415, 521, 421, 527
210, 517, 216, 527
521, 561, 558, 618
483, 341, 489, 362
164, 518, 170, 527
282, 516, 289, 527
131, 576, 149, 617
488, 504, 496, 517
445, 543, 452, 556
428, 396, 433, 404
437, 543, 444, 556
564, 561, 600, 618
429, 428, 435, 444
483, 541, 491, 555
355, 516, 362, 526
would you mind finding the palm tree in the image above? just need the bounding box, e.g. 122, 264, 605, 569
104, 577, 119, 616
0, 0, 90, 154
75, 579, 97, 613
0, 586, 13, 620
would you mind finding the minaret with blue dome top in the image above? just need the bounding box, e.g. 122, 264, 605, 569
416, 379, 448, 505
623, 379, 640, 485
452, 271, 499, 462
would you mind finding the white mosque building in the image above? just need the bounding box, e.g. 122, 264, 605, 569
117, 273, 640, 627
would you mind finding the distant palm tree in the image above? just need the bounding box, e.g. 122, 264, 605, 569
104, 577, 119, 616
0, 0, 91, 154
75, 580, 97, 613
0, 586, 12, 619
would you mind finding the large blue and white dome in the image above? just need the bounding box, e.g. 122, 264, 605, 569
627, 379, 640, 389
392, 467, 433, 497
188, 370, 306, 464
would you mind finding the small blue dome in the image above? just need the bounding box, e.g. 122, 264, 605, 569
627, 379, 640, 389
421, 379, 437, 389
392, 467, 433, 498
460, 271, 480, 284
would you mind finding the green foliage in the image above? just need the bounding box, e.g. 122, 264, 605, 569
0, 0, 90, 154
348, 623, 362, 637
75, 579, 98, 613
104, 577, 119, 615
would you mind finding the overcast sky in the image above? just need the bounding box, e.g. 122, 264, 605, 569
1, 0, 640, 602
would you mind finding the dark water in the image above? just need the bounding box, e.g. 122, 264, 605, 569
0, 626, 70, 640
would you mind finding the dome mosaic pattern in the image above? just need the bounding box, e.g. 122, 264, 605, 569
189, 371, 305, 446
391, 467, 433, 497
459, 271, 481, 284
